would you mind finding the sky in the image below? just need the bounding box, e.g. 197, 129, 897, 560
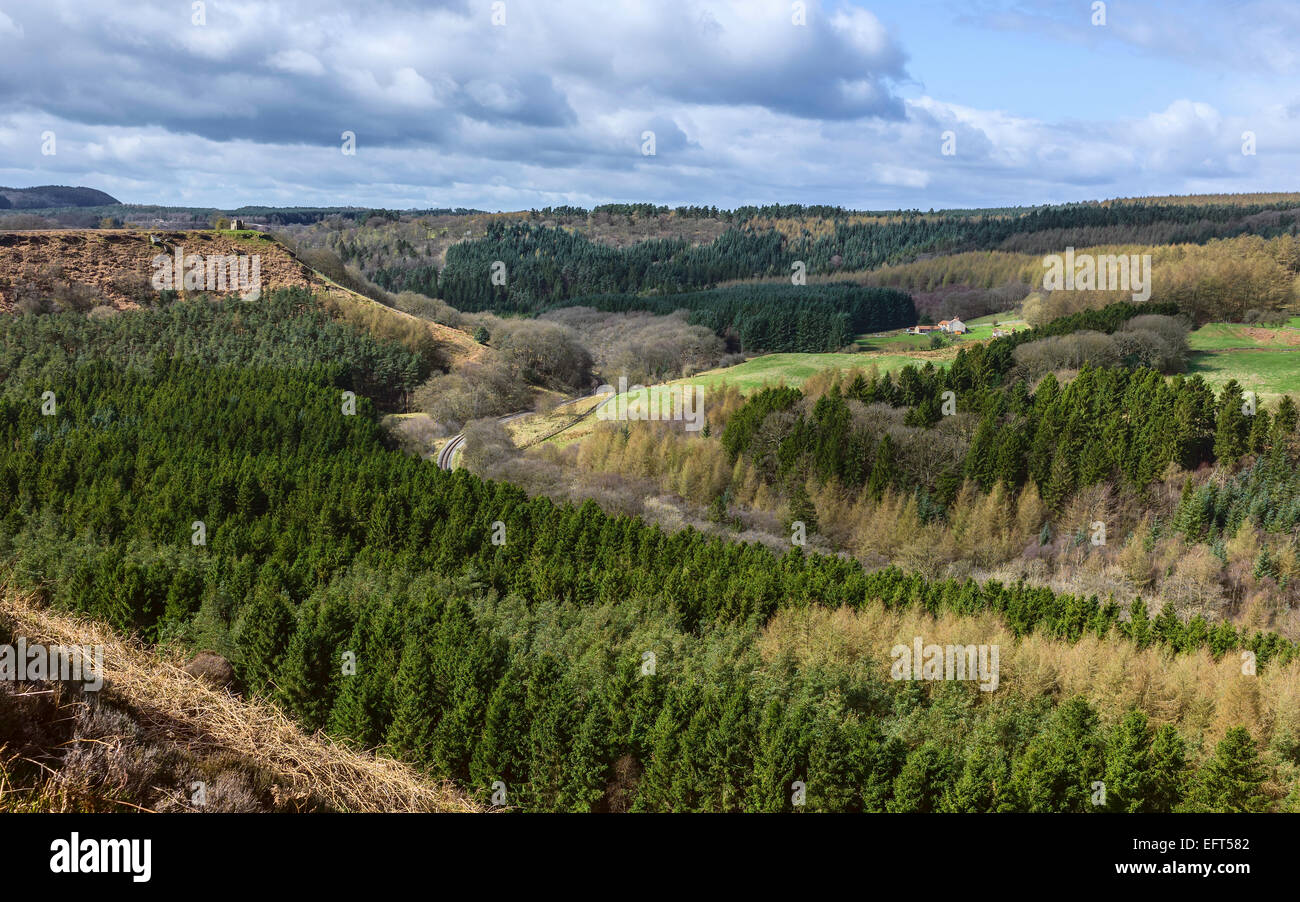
1, 0, 1297, 211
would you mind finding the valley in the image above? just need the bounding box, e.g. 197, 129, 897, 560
2, 196, 1297, 820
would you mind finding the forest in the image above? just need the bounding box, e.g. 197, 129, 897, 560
718, 301, 1299, 505
0, 288, 433, 408
556, 283, 915, 353
343, 200, 1300, 314
272, 199, 1300, 366
0, 286, 1294, 812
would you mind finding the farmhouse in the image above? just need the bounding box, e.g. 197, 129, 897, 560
939, 318, 967, 334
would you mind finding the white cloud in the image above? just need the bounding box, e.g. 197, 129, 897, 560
0, 11, 23, 39
267, 49, 326, 77
871, 163, 930, 189
0, 0, 1294, 210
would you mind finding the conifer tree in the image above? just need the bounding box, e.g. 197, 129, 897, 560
275, 593, 354, 731
744, 700, 802, 813
1248, 408, 1271, 454
853, 726, 905, 813
1147, 724, 1187, 813
470, 665, 530, 805
1103, 710, 1156, 812
327, 605, 397, 749
1006, 696, 1105, 812
1272, 394, 1298, 442
385, 628, 443, 769
700, 685, 753, 811
945, 742, 1008, 813
785, 479, 819, 535
1042, 451, 1075, 512
1125, 598, 1153, 649
634, 689, 689, 812
1186, 726, 1269, 812
234, 586, 295, 695
888, 741, 956, 812
561, 698, 613, 812
523, 659, 578, 811
1152, 601, 1185, 652
964, 416, 999, 490
867, 434, 898, 501
806, 700, 856, 813
1214, 380, 1250, 464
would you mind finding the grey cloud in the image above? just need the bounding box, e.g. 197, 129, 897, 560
0, 0, 1291, 212
0, 0, 905, 151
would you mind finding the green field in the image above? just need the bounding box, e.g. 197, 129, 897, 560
966, 310, 1022, 325
691, 332, 1294, 401
1188, 320, 1300, 351
1188, 349, 1300, 402
541, 350, 951, 447
960, 320, 1027, 342
683, 351, 950, 392
1183, 321, 1300, 402
856, 330, 936, 351
550, 318, 1296, 446
856, 312, 1028, 352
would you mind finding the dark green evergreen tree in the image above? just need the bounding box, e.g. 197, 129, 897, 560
1186, 726, 1269, 812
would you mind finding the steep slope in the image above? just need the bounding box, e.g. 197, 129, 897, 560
0, 588, 480, 813
0, 228, 485, 368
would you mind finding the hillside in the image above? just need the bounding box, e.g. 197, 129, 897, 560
2, 200, 1297, 820
0, 588, 479, 813
0, 230, 323, 311
0, 228, 484, 368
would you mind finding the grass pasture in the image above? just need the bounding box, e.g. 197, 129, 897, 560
1188, 320, 1300, 351
856, 312, 1028, 353
684, 351, 951, 392
1185, 320, 1299, 403
1188, 348, 1299, 403
537, 350, 954, 448
506, 393, 606, 447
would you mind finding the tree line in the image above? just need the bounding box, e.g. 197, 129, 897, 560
718, 302, 1299, 509
561, 283, 915, 353
431, 204, 1300, 313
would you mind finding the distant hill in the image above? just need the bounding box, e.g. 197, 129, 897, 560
0, 185, 120, 209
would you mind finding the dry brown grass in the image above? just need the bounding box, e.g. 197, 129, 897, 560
0, 588, 480, 813
506, 394, 604, 447
316, 282, 485, 369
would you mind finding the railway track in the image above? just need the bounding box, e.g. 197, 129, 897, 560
435, 391, 610, 471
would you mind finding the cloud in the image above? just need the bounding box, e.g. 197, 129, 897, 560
962, 0, 1300, 76
0, 0, 904, 144
267, 49, 326, 77
871, 163, 930, 189
0, 11, 23, 39
0, 0, 1293, 210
